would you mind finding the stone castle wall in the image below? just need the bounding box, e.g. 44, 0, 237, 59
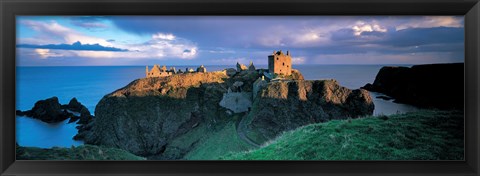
146, 65, 173, 78
268, 51, 292, 76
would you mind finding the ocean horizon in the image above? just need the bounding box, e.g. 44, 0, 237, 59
16, 65, 419, 148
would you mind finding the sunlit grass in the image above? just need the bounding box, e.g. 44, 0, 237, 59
220, 110, 463, 160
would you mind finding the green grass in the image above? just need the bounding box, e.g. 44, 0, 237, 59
220, 110, 463, 160
184, 121, 255, 160
17, 144, 146, 160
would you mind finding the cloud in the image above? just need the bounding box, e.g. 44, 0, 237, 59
378, 27, 464, 47
211, 57, 251, 65
134, 34, 198, 60
203, 47, 236, 54
17, 41, 128, 52
20, 20, 114, 46
352, 21, 388, 36
291, 57, 306, 64
34, 49, 65, 59
70, 16, 109, 30
19, 19, 198, 60
309, 52, 463, 65
16, 16, 464, 66
152, 33, 176, 40
395, 16, 463, 30
72, 21, 108, 29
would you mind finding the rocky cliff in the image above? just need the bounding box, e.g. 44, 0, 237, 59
82, 71, 374, 159
245, 79, 374, 143
83, 72, 230, 157
362, 63, 463, 109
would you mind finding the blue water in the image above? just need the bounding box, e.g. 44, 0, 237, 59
16, 65, 418, 148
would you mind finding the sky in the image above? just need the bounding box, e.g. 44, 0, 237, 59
16, 16, 464, 66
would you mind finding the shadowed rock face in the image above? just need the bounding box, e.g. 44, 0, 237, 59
83, 72, 229, 157
362, 63, 464, 109
16, 97, 69, 123
246, 80, 374, 141
16, 97, 93, 124
83, 71, 373, 158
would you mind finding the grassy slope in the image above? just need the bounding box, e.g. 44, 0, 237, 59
160, 113, 255, 160
220, 110, 463, 160
184, 121, 254, 160
17, 144, 146, 160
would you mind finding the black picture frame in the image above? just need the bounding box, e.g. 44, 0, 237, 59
1, 0, 479, 175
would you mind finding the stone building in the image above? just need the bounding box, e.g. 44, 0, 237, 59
197, 65, 207, 73
146, 64, 173, 78
268, 50, 292, 76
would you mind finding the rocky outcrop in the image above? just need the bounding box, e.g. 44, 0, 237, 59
82, 71, 373, 158
225, 68, 237, 77
236, 62, 247, 72
16, 97, 69, 123
253, 77, 268, 99
83, 72, 230, 157
362, 63, 463, 109
219, 92, 252, 113
246, 79, 374, 142
290, 69, 304, 80
16, 97, 93, 124
64, 98, 94, 124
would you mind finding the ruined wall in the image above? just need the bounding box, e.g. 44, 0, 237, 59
146, 65, 173, 78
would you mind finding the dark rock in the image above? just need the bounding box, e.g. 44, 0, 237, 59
67, 97, 91, 117
83, 72, 229, 157
225, 68, 237, 77
16, 110, 26, 116
362, 63, 463, 109
73, 120, 94, 140
82, 72, 373, 158
76, 115, 94, 125
17, 97, 72, 123
246, 79, 374, 141
17, 97, 94, 126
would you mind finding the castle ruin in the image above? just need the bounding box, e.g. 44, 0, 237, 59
146, 65, 173, 78
268, 50, 292, 76
146, 64, 207, 78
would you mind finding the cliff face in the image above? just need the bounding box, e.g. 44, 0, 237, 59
245, 80, 374, 142
83, 71, 373, 158
83, 72, 229, 157
362, 63, 464, 109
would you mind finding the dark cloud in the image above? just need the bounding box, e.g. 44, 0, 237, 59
70, 16, 108, 29
16, 16, 465, 66
17, 41, 128, 52
378, 27, 464, 47
331, 29, 356, 41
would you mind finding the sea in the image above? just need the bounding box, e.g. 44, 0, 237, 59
16, 65, 419, 148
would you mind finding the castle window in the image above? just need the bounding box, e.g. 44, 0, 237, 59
277, 58, 279, 60
283, 62, 285, 66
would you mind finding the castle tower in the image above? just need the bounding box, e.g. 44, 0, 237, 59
197, 65, 207, 73
268, 50, 292, 76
